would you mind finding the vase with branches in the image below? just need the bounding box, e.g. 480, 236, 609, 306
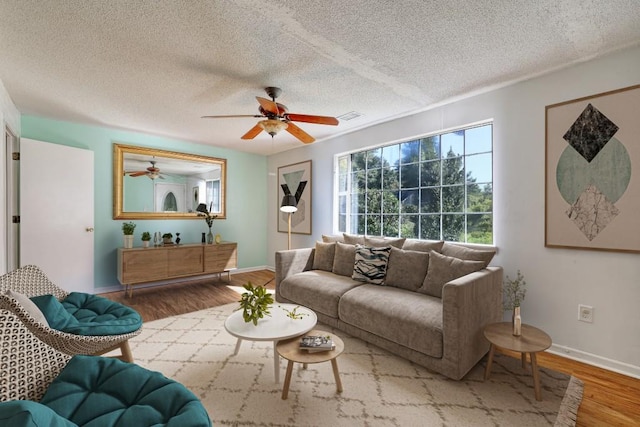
503, 270, 526, 336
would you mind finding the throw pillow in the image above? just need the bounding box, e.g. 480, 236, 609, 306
402, 239, 445, 253
312, 241, 336, 271
321, 234, 344, 243
30, 294, 78, 331
419, 250, 485, 298
364, 236, 406, 249
440, 242, 496, 268
342, 233, 365, 245
352, 245, 392, 285
332, 242, 357, 277
385, 247, 430, 291
5, 290, 49, 326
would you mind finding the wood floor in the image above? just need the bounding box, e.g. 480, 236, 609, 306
100, 270, 640, 427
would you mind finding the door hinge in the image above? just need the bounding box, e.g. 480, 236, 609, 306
12, 152, 20, 160
12, 215, 20, 223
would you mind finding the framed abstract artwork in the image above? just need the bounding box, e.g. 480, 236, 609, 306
278, 160, 312, 235
545, 84, 640, 252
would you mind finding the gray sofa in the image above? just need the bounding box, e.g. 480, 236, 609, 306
275, 235, 503, 380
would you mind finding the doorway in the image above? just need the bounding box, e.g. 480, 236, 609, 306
4, 126, 18, 273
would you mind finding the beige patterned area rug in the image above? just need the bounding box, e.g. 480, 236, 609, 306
125, 303, 582, 427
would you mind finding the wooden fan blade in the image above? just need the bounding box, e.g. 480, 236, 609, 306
201, 114, 263, 119
256, 97, 280, 115
285, 113, 339, 126
285, 122, 315, 144
128, 171, 148, 177
241, 123, 264, 140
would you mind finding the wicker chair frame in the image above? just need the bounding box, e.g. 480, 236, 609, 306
0, 265, 140, 362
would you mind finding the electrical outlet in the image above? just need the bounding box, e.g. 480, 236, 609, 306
578, 304, 593, 323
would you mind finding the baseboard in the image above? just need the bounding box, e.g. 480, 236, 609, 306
549, 343, 640, 379
95, 265, 272, 294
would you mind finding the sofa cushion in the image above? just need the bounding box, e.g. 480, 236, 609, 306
321, 234, 345, 243
339, 285, 444, 358
30, 295, 78, 331
352, 245, 391, 285
440, 242, 496, 268
279, 270, 362, 318
419, 251, 485, 298
402, 239, 444, 253
6, 290, 49, 326
342, 233, 365, 245
385, 247, 430, 291
0, 400, 77, 427
364, 236, 406, 249
332, 242, 357, 277
312, 241, 336, 271
40, 355, 211, 427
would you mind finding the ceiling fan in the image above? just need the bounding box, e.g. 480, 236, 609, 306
125, 160, 164, 180
201, 87, 339, 144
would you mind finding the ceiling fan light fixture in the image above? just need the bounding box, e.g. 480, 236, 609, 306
259, 119, 288, 137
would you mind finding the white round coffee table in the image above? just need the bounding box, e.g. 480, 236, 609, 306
224, 303, 317, 383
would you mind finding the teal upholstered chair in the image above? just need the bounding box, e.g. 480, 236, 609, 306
0, 298, 212, 426
0, 265, 142, 362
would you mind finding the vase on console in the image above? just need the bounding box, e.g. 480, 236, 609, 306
207, 228, 214, 244
513, 306, 522, 336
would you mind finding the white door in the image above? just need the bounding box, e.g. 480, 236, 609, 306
20, 138, 94, 293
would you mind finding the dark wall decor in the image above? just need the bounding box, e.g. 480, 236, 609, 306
545, 84, 640, 252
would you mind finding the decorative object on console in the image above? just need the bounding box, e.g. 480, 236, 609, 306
175, 233, 181, 245
162, 233, 173, 245
278, 160, 312, 236
121, 221, 136, 249
141, 231, 151, 248
215, 233, 221, 244
238, 281, 274, 325
196, 203, 218, 244
503, 270, 526, 336
280, 193, 297, 250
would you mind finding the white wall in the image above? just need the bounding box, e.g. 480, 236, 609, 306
0, 79, 21, 274
267, 46, 640, 377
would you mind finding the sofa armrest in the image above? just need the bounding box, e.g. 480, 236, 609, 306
441, 266, 503, 379
275, 248, 315, 301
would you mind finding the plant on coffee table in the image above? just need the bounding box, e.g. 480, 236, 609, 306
239, 282, 274, 325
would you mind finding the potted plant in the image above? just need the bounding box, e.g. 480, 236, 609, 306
141, 231, 151, 248
162, 233, 173, 245
122, 222, 136, 249
238, 282, 274, 325
503, 270, 526, 336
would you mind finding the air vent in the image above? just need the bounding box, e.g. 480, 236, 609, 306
337, 111, 363, 121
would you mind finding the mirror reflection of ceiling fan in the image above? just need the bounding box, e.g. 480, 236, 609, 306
125, 160, 165, 180
201, 87, 339, 144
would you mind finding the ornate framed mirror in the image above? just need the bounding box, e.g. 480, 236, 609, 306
113, 143, 227, 220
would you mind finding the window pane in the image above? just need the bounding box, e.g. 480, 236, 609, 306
442, 214, 464, 241
400, 189, 419, 213
421, 187, 440, 213
367, 169, 381, 190
352, 214, 365, 234
382, 166, 399, 190
339, 172, 348, 192
351, 152, 365, 170
382, 145, 399, 167
441, 131, 463, 158
400, 214, 418, 238
338, 195, 346, 214
421, 136, 440, 161
467, 183, 493, 213
338, 214, 346, 232
465, 124, 492, 154
442, 185, 464, 212
420, 215, 441, 240
338, 156, 349, 174
366, 190, 381, 213
466, 153, 492, 183
366, 148, 382, 169
466, 213, 493, 244
382, 215, 399, 236
420, 160, 440, 186
351, 171, 365, 192
400, 163, 419, 188
382, 190, 400, 214
401, 140, 420, 164
442, 157, 464, 185
366, 215, 381, 235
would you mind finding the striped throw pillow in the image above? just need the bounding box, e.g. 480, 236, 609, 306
352, 245, 391, 285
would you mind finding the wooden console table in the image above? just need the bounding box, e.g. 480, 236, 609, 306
117, 242, 237, 297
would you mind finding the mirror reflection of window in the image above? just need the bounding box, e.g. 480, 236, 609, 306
163, 192, 178, 211
206, 179, 220, 212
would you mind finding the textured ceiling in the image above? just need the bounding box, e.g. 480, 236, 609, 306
1, 0, 639, 155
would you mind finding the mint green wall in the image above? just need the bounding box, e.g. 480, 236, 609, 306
21, 115, 269, 290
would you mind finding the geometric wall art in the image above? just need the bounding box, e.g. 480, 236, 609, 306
546, 84, 640, 252
277, 160, 312, 235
